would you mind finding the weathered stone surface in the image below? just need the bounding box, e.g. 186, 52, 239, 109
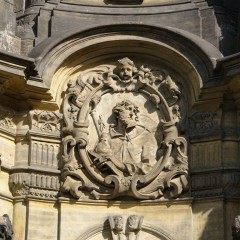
61, 57, 189, 200
0, 0, 21, 54
0, 171, 12, 198
12, 200, 26, 240
27, 201, 58, 240
59, 199, 192, 240
193, 200, 225, 240
4, 0, 238, 56
0, 1, 240, 239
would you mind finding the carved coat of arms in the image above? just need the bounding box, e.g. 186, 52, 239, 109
61, 57, 188, 200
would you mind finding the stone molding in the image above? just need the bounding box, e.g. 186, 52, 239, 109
0, 106, 16, 131
28, 110, 62, 136
76, 218, 176, 240
189, 110, 221, 137
191, 172, 240, 198
105, 0, 143, 4
9, 172, 60, 199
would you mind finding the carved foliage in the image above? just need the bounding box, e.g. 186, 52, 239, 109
189, 110, 220, 136
9, 173, 60, 198
9, 173, 30, 197
0, 107, 15, 130
61, 58, 189, 200
29, 110, 62, 134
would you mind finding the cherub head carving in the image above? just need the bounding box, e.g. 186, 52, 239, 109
117, 57, 137, 84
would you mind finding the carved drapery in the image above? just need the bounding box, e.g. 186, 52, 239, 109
61, 57, 189, 200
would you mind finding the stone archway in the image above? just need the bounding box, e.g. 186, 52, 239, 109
77, 222, 177, 240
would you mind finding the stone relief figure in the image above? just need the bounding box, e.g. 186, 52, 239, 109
94, 100, 157, 176
61, 57, 189, 200
0, 214, 13, 240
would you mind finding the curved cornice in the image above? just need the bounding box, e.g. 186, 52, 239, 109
26, 24, 223, 108
30, 24, 222, 76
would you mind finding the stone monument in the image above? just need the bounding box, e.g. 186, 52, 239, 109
62, 57, 188, 201
0, 0, 239, 239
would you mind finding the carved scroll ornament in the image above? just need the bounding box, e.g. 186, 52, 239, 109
61, 57, 188, 200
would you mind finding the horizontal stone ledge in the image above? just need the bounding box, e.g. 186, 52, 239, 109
0, 193, 13, 202
190, 167, 240, 174
10, 166, 61, 174
57, 197, 193, 206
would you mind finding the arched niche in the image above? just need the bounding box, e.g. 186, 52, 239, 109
76, 223, 176, 240
29, 24, 222, 110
